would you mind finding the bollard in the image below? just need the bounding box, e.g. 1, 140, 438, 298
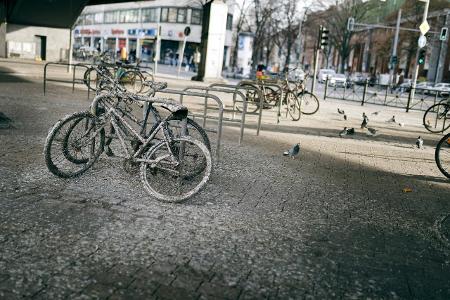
406, 86, 413, 112
361, 79, 368, 106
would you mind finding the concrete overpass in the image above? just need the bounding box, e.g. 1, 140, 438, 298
0, 0, 228, 80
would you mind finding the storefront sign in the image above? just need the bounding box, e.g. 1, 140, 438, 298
127, 29, 157, 37
111, 29, 125, 35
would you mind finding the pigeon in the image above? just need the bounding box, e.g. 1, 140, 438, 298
387, 115, 396, 123
371, 111, 380, 116
398, 122, 404, 127
367, 127, 378, 136
337, 108, 345, 115
361, 116, 369, 129
416, 136, 423, 149
343, 114, 347, 121
283, 143, 300, 159
340, 127, 355, 137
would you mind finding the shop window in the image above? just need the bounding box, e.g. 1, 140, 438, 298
119, 9, 139, 23
226, 14, 233, 30
142, 8, 158, 22
94, 12, 103, 24
84, 14, 94, 25
104, 11, 118, 24
161, 7, 186, 23
191, 9, 202, 25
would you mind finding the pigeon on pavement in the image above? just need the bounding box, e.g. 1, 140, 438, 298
283, 143, 300, 159
337, 108, 345, 115
343, 114, 347, 121
346, 127, 355, 135
416, 136, 424, 149
367, 127, 378, 136
361, 115, 369, 129
387, 115, 396, 123
339, 127, 348, 137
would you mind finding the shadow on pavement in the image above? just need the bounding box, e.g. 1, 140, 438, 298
0, 66, 32, 83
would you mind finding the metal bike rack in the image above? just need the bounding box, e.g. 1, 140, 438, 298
182, 86, 248, 145
209, 82, 266, 134
43, 62, 90, 98
239, 80, 285, 124
155, 88, 224, 159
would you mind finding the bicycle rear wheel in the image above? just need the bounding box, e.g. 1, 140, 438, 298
435, 133, 450, 179
286, 92, 301, 121
140, 137, 212, 202
119, 70, 144, 93
237, 83, 260, 113
423, 103, 450, 133
298, 91, 320, 115
44, 111, 105, 178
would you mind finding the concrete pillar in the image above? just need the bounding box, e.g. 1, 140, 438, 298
0, 22, 6, 58
194, 0, 228, 81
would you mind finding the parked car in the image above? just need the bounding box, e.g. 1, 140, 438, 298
397, 79, 412, 93
416, 81, 434, 94
431, 83, 450, 97
350, 72, 368, 85
317, 69, 336, 83
329, 73, 348, 87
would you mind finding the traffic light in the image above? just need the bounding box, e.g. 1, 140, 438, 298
319, 26, 329, 50
418, 49, 426, 65
440, 27, 448, 41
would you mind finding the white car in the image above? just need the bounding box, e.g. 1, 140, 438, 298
329, 73, 347, 87
318, 69, 336, 83
432, 83, 450, 97
416, 81, 434, 94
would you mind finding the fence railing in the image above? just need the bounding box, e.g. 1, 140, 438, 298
43, 62, 91, 98
323, 77, 445, 112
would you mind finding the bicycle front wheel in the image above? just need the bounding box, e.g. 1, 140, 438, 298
286, 92, 301, 121
119, 70, 144, 93
423, 103, 450, 133
140, 137, 212, 202
298, 91, 320, 115
435, 133, 450, 179
44, 111, 105, 178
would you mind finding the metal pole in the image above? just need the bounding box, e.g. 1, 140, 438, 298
154, 24, 161, 74
68, 27, 73, 73
410, 0, 430, 105
434, 14, 448, 84
311, 46, 320, 95
389, 9, 402, 85
177, 36, 187, 78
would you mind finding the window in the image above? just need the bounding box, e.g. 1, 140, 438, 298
94, 12, 103, 24
142, 8, 158, 22
191, 9, 202, 25
84, 14, 94, 25
177, 8, 187, 23
104, 11, 118, 24
119, 9, 139, 23
161, 7, 187, 23
75, 15, 84, 26
226, 14, 233, 30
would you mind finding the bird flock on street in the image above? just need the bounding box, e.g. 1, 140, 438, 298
283, 107, 425, 158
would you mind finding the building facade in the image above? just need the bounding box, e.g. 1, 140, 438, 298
73, 0, 234, 67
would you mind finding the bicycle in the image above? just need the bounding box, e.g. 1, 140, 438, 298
435, 132, 450, 178
423, 98, 450, 133
84, 57, 146, 94
44, 68, 212, 202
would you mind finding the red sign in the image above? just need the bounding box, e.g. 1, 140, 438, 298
112, 29, 124, 35
80, 29, 92, 34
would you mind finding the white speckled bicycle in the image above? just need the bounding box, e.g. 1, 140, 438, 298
44, 74, 212, 202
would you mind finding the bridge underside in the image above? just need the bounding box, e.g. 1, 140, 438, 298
0, 0, 151, 28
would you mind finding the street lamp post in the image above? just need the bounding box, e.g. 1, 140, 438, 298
409, 0, 430, 110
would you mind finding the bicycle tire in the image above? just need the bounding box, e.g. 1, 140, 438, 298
435, 132, 450, 179
423, 103, 450, 133
298, 91, 320, 115
237, 83, 260, 113
44, 111, 105, 178
264, 86, 280, 107
286, 92, 301, 121
168, 118, 212, 152
140, 137, 212, 202
119, 70, 144, 94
